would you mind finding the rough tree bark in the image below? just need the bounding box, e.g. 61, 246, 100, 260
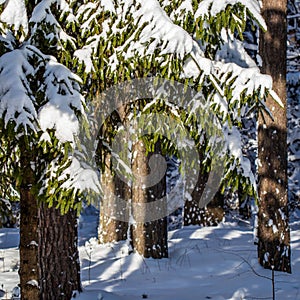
184, 151, 224, 227
38, 204, 82, 300
257, 0, 291, 273
19, 139, 39, 300
98, 153, 128, 243
97, 108, 129, 244
131, 141, 168, 258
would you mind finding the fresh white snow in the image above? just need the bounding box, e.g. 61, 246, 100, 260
0, 211, 300, 300
0, 0, 28, 38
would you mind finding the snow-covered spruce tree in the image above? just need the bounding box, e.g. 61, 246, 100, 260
0, 1, 99, 299
69, 0, 130, 244
73, 0, 283, 259
257, 0, 291, 273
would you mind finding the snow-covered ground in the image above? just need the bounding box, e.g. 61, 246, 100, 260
0, 210, 300, 300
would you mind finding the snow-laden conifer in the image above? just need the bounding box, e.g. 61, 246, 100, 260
74, 0, 280, 203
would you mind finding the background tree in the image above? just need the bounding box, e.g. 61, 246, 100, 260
97, 110, 129, 244
257, 0, 291, 273
74, 0, 283, 259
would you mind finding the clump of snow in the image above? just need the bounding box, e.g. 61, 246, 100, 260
0, 45, 85, 144
135, 0, 193, 59
38, 57, 85, 143
0, 0, 28, 38
224, 125, 256, 189
74, 48, 95, 73
0, 48, 36, 131
195, 0, 266, 31
100, 0, 116, 13
26, 279, 39, 287
170, 0, 194, 22
29, 0, 76, 49
0, 44, 99, 196
59, 157, 100, 194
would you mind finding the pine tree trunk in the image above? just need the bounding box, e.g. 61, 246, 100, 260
184, 159, 208, 226
19, 141, 40, 300
131, 141, 168, 258
184, 189, 224, 226
98, 153, 128, 243
97, 104, 128, 244
200, 191, 224, 226
19, 189, 39, 300
257, 0, 291, 273
38, 204, 82, 299
184, 151, 224, 227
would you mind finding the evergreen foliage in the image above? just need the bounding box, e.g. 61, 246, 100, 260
0, 0, 286, 221
0, 0, 98, 214
72, 0, 280, 201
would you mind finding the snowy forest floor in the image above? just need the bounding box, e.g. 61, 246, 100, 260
0, 210, 300, 300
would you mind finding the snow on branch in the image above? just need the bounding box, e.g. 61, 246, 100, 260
59, 157, 100, 194
224, 124, 256, 189
75, 0, 213, 75
38, 56, 85, 143
0, 48, 37, 131
185, 29, 277, 121
195, 0, 266, 30
77, 0, 115, 36
169, 0, 194, 23
0, 0, 28, 38
121, 0, 211, 76
74, 0, 117, 72
29, 0, 76, 49
0, 43, 86, 145
0, 28, 15, 52
73, 2, 105, 73
40, 152, 101, 206
134, 0, 194, 59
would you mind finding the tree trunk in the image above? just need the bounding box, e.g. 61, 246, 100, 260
98, 155, 128, 243
19, 140, 40, 300
184, 189, 224, 226
199, 191, 224, 226
131, 141, 168, 258
97, 106, 129, 244
184, 160, 209, 226
38, 204, 82, 299
184, 151, 224, 227
257, 0, 291, 273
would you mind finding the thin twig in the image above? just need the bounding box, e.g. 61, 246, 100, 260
214, 248, 272, 281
